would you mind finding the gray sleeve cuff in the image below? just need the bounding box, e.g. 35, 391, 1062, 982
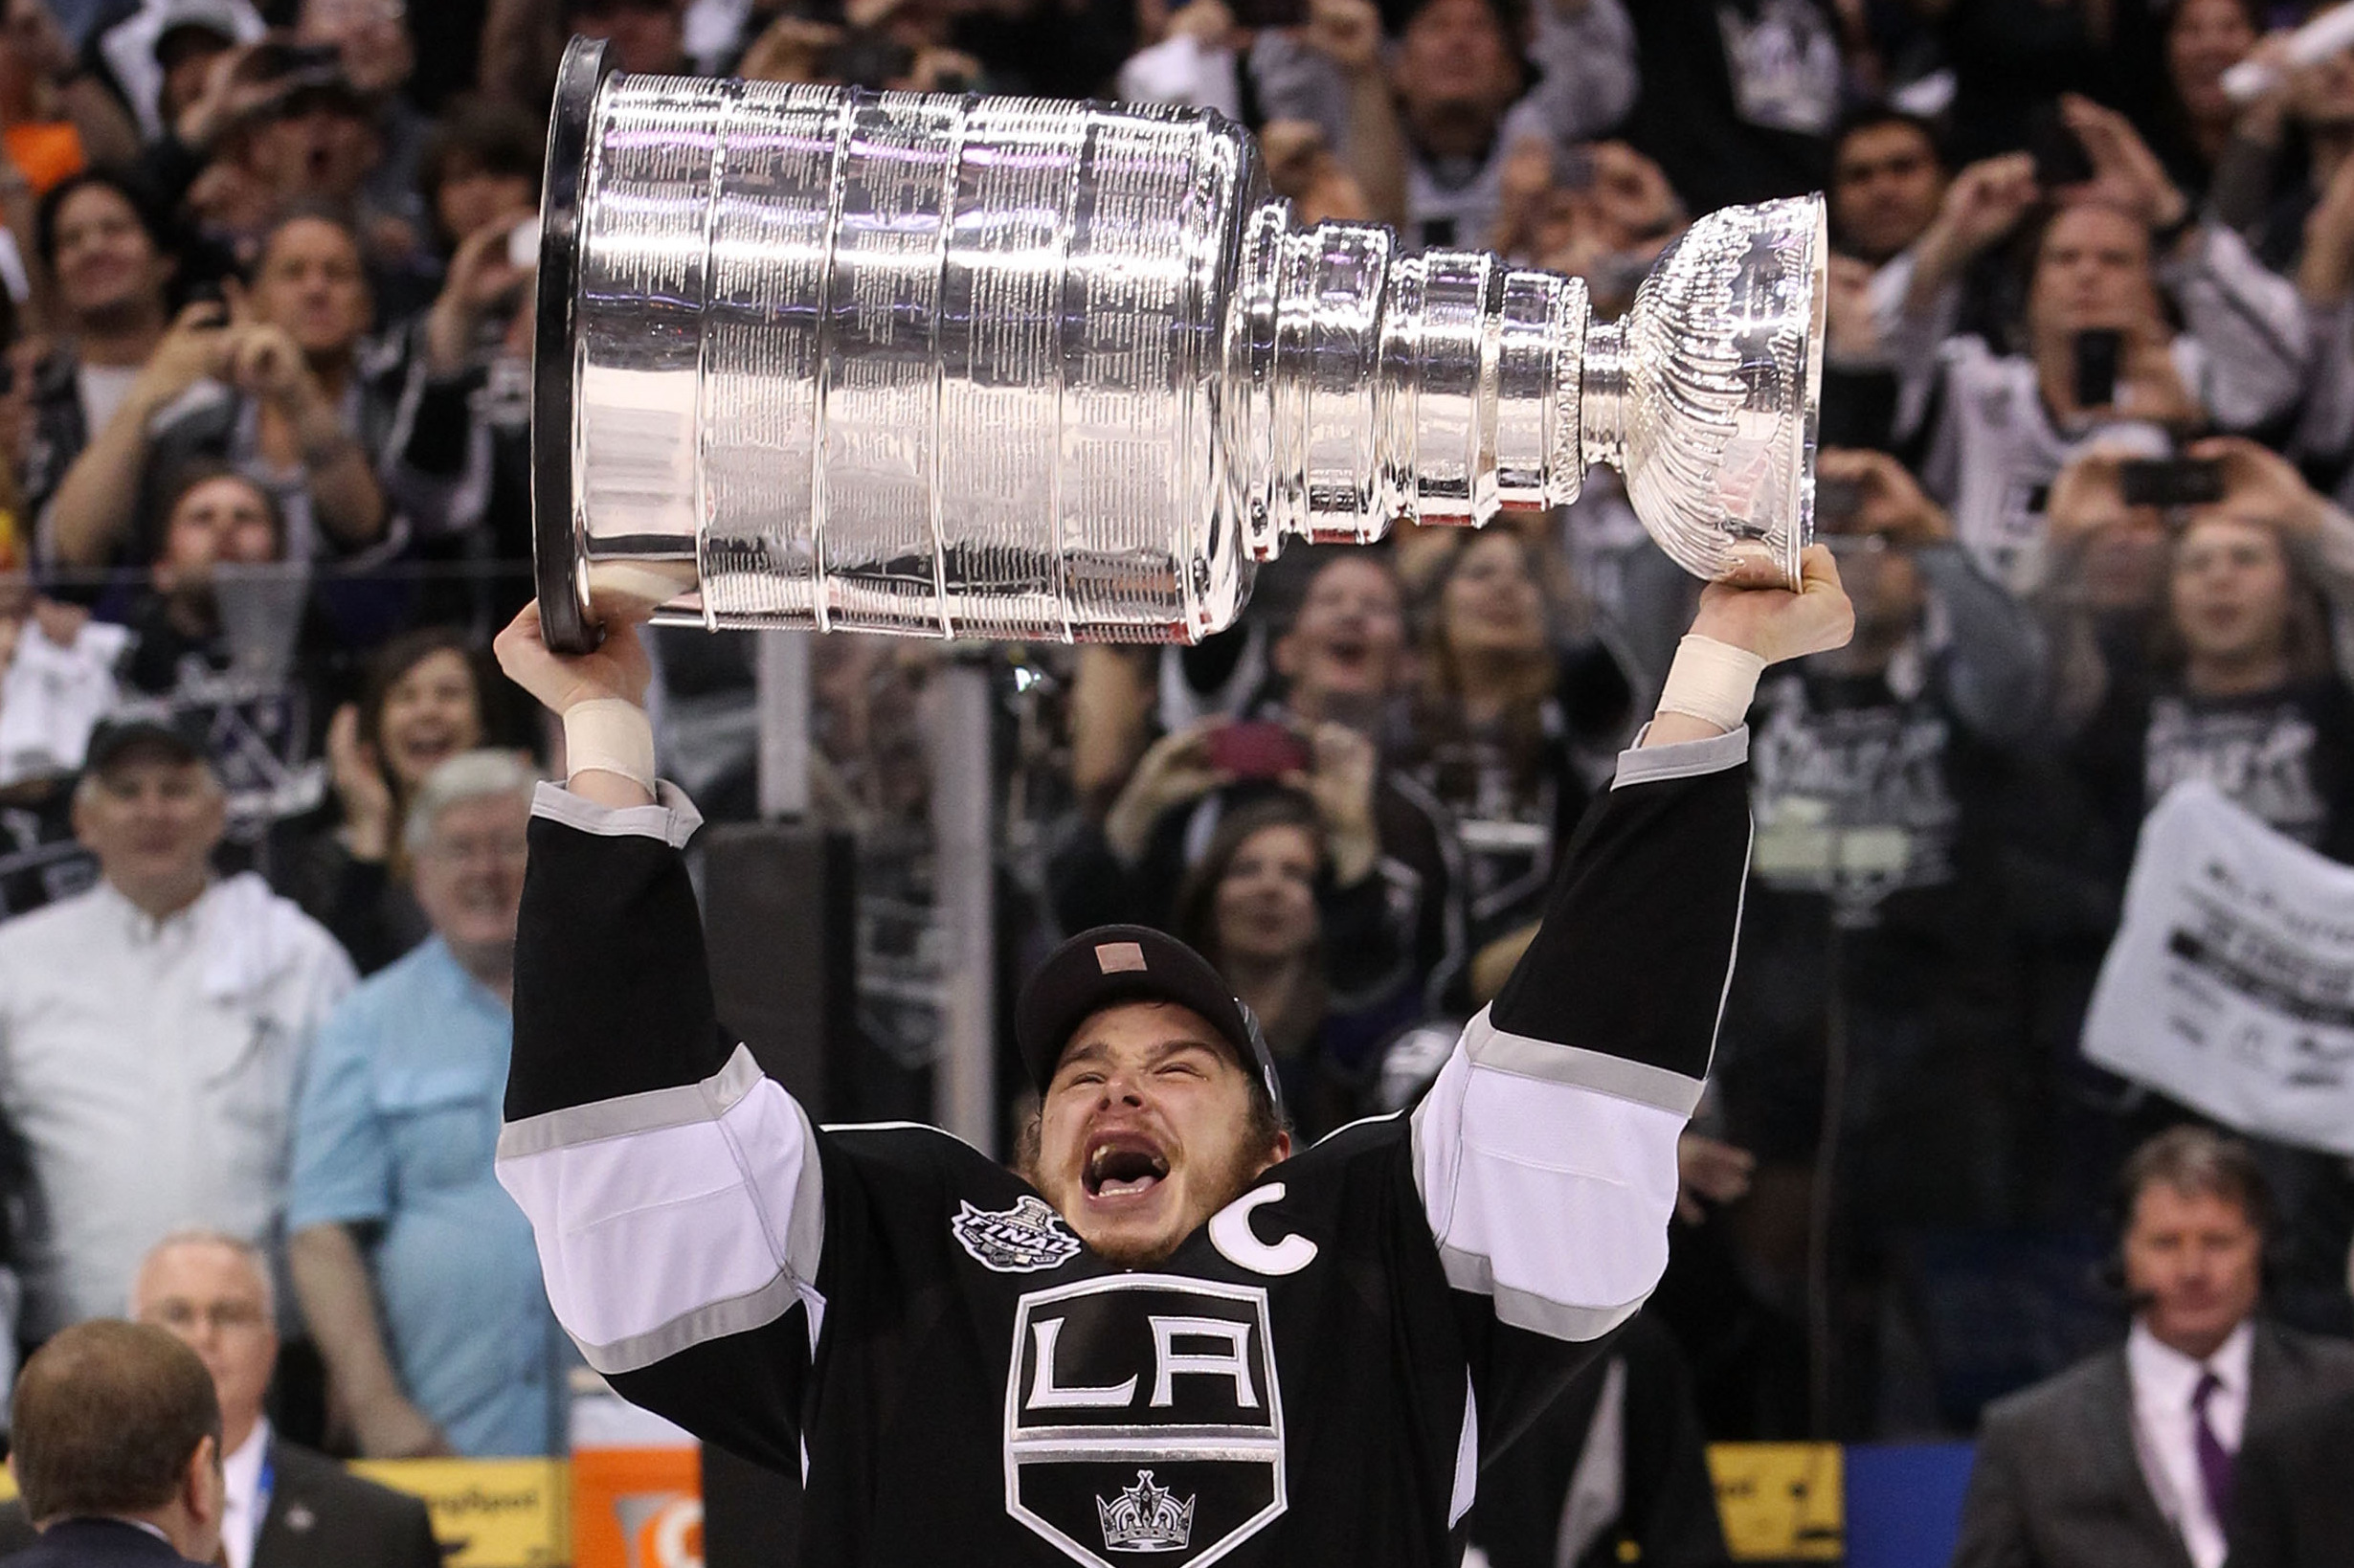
1611, 725, 1750, 788
530, 779, 706, 848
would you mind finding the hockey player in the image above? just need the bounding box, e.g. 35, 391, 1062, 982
490, 543, 1852, 1567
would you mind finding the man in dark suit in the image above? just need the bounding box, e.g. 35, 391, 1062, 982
1951, 1128, 2354, 1568
4, 1319, 226, 1568
0, 1234, 440, 1568
2225, 1385, 2354, 1568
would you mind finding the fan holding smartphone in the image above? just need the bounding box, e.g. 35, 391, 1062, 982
1872, 93, 2308, 594
1103, 717, 1381, 883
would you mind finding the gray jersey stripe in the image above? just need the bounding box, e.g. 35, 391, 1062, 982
1436, 1244, 1645, 1342
572, 1270, 820, 1377
498, 1042, 767, 1157
1609, 725, 1749, 789
1464, 1011, 1704, 1117
530, 778, 705, 847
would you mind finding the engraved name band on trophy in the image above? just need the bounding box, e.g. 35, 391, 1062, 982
529, 36, 1827, 654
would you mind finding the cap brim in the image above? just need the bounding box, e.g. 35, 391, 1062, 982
1014, 926, 1281, 1113
83, 732, 202, 773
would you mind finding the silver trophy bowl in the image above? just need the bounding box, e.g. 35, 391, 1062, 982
530, 37, 1825, 652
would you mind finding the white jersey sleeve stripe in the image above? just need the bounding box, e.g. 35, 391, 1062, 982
497, 1057, 825, 1375
1410, 1042, 1683, 1342
1447, 1372, 1478, 1528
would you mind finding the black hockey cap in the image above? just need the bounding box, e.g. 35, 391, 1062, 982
81, 711, 213, 776
1015, 925, 1284, 1115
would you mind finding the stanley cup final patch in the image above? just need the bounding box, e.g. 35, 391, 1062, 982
953, 1197, 1085, 1273
1004, 1275, 1285, 1567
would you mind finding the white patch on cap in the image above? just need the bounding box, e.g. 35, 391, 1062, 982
1094, 941, 1149, 974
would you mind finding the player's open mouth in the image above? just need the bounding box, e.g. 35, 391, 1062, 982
1084, 1138, 1170, 1201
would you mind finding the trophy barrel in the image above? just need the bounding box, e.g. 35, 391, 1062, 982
530, 39, 1826, 651
532, 38, 1263, 653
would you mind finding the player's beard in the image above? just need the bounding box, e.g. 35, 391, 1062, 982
1017, 1124, 1277, 1267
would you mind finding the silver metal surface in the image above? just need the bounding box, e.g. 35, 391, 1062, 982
754, 630, 810, 819
539, 42, 1827, 647
931, 660, 998, 1154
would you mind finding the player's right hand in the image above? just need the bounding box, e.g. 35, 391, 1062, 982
495, 599, 654, 716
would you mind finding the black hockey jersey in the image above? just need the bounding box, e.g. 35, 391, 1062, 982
496, 728, 1753, 1567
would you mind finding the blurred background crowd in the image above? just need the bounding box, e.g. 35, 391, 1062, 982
0, 0, 2346, 1562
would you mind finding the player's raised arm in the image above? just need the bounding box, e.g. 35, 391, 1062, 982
1409, 546, 1852, 1344
490, 604, 824, 1469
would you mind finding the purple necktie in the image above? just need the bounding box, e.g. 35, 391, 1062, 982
2191, 1371, 2234, 1526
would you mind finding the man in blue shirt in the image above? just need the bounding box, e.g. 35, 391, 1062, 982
285, 749, 564, 1457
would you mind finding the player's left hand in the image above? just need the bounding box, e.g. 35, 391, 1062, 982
495, 599, 655, 716
1690, 542, 1854, 665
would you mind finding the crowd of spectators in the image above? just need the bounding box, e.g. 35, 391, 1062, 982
0, 1, 2338, 1563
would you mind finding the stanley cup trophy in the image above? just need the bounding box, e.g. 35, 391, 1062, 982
529, 37, 1827, 654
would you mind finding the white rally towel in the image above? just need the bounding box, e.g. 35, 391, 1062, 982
2082, 778, 2354, 1155
0, 617, 128, 785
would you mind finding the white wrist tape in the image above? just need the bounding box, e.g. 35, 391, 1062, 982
1655, 635, 1765, 732
564, 699, 657, 793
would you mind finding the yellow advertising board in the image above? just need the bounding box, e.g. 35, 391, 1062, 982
1706, 1443, 1844, 1561
354, 1458, 569, 1568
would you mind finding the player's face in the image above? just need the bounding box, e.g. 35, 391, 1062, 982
1034, 1001, 1288, 1267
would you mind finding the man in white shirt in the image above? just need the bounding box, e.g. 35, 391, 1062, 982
0, 714, 353, 1337
1952, 1127, 2354, 1568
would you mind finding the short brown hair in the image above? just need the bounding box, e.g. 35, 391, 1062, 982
11, 1320, 221, 1523
2119, 1126, 2274, 1238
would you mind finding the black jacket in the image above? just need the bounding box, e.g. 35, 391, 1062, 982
0, 1441, 438, 1568
2227, 1387, 2354, 1568
0, 1519, 207, 1568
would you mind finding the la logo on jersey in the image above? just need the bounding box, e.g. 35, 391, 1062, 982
1005, 1275, 1284, 1567
954, 1197, 1084, 1273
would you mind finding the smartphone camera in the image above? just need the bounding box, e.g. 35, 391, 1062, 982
1206, 722, 1311, 782
2119, 458, 2227, 510
2073, 328, 2123, 410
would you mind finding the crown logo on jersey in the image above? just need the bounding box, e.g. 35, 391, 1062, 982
953, 1196, 1083, 1273
1096, 1470, 1194, 1553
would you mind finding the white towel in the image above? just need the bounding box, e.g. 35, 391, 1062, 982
198, 871, 319, 1002
0, 618, 128, 784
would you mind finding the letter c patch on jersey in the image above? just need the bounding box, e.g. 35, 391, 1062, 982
1208, 1184, 1318, 1276
953, 1197, 1083, 1273
1006, 1275, 1286, 1567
